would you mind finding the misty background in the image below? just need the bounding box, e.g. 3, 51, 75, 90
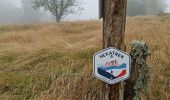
0, 0, 170, 24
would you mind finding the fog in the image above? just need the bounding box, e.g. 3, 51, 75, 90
165, 0, 170, 12
0, 0, 23, 24
0, 0, 170, 24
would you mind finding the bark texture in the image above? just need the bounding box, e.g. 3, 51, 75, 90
103, 0, 127, 100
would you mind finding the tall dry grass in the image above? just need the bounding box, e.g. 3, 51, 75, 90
0, 15, 169, 100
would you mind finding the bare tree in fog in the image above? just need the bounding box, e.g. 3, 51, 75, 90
32, 0, 84, 22
127, 0, 167, 16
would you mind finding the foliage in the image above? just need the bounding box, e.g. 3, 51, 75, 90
130, 40, 150, 100
32, 0, 83, 22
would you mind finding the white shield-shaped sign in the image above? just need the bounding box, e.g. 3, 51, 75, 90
93, 47, 131, 84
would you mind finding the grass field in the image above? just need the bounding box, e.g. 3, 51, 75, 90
0, 15, 169, 100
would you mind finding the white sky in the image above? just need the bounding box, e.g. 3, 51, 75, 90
7, 0, 170, 20
9, 0, 22, 8
165, 0, 170, 12
8, 0, 99, 21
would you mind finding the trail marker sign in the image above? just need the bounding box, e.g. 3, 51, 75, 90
93, 47, 131, 84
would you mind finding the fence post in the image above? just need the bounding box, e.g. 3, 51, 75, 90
101, 0, 127, 100
124, 40, 150, 100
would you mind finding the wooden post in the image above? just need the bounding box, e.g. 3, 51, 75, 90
124, 41, 150, 100
102, 0, 127, 100
124, 59, 140, 100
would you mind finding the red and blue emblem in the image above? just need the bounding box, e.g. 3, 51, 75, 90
98, 60, 127, 80
93, 47, 130, 84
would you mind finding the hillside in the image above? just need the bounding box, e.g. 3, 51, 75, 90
0, 16, 169, 100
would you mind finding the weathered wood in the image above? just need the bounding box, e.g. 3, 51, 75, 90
124, 60, 140, 100
99, 0, 103, 19
103, 0, 127, 49
102, 0, 127, 100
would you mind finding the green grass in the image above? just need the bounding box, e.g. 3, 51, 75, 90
0, 48, 100, 99
0, 16, 169, 99
0, 24, 42, 34
164, 64, 170, 79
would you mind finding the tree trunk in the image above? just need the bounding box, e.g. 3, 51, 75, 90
103, 0, 127, 100
56, 17, 61, 22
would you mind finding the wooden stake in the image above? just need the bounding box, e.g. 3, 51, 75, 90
102, 0, 127, 99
